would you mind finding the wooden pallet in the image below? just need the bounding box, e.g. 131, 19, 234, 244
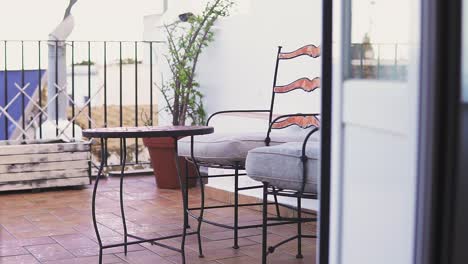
0, 139, 91, 191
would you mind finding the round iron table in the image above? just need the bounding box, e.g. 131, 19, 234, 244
82, 126, 214, 264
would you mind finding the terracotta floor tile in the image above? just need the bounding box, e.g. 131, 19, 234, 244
42, 254, 123, 264
0, 246, 28, 257
202, 228, 262, 241
235, 244, 263, 259
0, 254, 40, 264
0, 175, 315, 263
267, 252, 314, 264
200, 247, 245, 261
115, 249, 173, 264
165, 251, 219, 264
51, 233, 98, 250
186, 238, 256, 251
214, 255, 258, 264
74, 224, 121, 239
25, 212, 62, 222
141, 238, 186, 257
14, 236, 56, 247
69, 243, 145, 257
26, 243, 74, 262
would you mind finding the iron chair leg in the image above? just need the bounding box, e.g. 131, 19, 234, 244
119, 138, 128, 255
184, 159, 190, 229
272, 187, 281, 218
262, 182, 269, 264
233, 162, 240, 249
297, 196, 303, 259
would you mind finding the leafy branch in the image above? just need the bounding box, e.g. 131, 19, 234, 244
160, 0, 234, 125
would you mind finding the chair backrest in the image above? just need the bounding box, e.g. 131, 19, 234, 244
265, 45, 321, 145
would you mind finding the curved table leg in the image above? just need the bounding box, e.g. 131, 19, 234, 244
190, 135, 205, 257
119, 138, 128, 255
184, 160, 190, 229
173, 137, 187, 264
92, 138, 106, 264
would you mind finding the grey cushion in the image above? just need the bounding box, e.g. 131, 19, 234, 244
178, 132, 319, 166
246, 142, 320, 193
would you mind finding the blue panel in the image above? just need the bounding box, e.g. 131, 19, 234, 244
0, 70, 46, 140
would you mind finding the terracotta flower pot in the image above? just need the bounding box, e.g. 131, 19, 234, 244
143, 137, 197, 189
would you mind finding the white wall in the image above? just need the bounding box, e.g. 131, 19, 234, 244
144, 0, 323, 209
197, 0, 322, 117
147, 0, 322, 124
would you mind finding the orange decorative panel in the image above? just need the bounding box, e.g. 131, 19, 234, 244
274, 77, 321, 93
278, 45, 321, 59
272, 116, 320, 129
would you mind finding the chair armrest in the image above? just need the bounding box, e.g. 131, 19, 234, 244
301, 127, 320, 160
206, 109, 271, 126
265, 113, 320, 145
298, 127, 320, 194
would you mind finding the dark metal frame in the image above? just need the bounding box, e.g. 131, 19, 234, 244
0, 40, 163, 170
415, 0, 464, 262
183, 45, 321, 252
260, 127, 320, 264
320, 0, 332, 262
90, 130, 211, 264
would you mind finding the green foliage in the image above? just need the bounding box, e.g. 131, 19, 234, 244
159, 0, 234, 126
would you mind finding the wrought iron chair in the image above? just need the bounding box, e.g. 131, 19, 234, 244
178, 44, 321, 250
246, 127, 320, 263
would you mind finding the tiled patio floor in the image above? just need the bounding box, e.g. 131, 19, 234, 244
0, 175, 316, 263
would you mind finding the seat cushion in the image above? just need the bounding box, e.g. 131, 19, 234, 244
246, 142, 320, 193
178, 132, 319, 166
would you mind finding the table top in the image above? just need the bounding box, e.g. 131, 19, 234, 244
82, 126, 214, 139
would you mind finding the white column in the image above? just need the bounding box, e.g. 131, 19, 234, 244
47, 41, 68, 121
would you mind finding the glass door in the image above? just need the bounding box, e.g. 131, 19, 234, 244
329, 0, 422, 263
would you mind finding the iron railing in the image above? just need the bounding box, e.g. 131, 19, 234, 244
349, 43, 409, 81
0, 40, 164, 168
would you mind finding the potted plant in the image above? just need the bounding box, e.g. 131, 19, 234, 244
143, 0, 233, 189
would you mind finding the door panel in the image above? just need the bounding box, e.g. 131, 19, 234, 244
329, 0, 421, 263
343, 81, 408, 134
341, 126, 414, 263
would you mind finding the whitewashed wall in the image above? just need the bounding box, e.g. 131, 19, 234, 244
145, 0, 322, 125
143, 0, 323, 210
196, 0, 322, 117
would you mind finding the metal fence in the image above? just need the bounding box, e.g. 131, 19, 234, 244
0, 40, 164, 168
0, 40, 409, 168
349, 43, 409, 81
